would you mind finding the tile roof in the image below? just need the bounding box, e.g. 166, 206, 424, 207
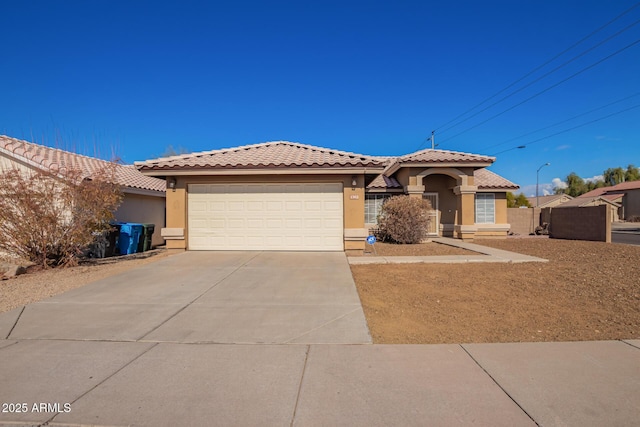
555, 196, 621, 208
399, 148, 495, 164
600, 193, 624, 202
578, 180, 640, 198
474, 168, 519, 190
577, 187, 609, 198
367, 174, 402, 189
136, 141, 387, 171
0, 135, 165, 193
525, 194, 573, 207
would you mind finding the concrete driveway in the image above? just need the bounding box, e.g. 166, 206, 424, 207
2, 252, 639, 426
4, 251, 372, 344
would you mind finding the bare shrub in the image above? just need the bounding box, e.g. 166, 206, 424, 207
629, 215, 640, 223
376, 195, 432, 244
0, 165, 123, 268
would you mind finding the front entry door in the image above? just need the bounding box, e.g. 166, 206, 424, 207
423, 193, 440, 237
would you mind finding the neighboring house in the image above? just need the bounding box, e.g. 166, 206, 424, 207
578, 180, 640, 221
526, 194, 574, 208
136, 141, 518, 253
553, 196, 621, 222
0, 135, 166, 247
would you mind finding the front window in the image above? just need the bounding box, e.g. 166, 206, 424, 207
365, 194, 391, 224
475, 193, 495, 224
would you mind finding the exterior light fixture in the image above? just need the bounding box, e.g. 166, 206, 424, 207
168, 177, 176, 192
351, 176, 357, 188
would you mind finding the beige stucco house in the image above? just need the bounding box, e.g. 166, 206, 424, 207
136, 141, 517, 254
0, 135, 167, 247
578, 181, 640, 221
557, 195, 622, 222
526, 194, 574, 208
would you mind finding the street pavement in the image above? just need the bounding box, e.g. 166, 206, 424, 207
612, 222, 640, 246
0, 251, 638, 426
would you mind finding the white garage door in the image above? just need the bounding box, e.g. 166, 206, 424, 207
188, 183, 344, 251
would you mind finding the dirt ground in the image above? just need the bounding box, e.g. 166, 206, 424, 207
353, 241, 475, 256
351, 238, 640, 344
0, 250, 171, 313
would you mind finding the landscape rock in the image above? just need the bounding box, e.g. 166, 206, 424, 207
2, 265, 27, 279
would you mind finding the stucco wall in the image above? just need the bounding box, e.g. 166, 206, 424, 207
549, 205, 611, 242
114, 193, 166, 247
0, 153, 35, 173
508, 208, 541, 235
623, 189, 640, 220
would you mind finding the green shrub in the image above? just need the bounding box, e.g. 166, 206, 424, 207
376, 195, 432, 244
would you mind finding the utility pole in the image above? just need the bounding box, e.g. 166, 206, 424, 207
431, 130, 435, 149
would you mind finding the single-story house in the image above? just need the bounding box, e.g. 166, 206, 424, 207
577, 181, 640, 221
136, 141, 518, 254
553, 195, 621, 222
0, 135, 167, 247
526, 194, 574, 208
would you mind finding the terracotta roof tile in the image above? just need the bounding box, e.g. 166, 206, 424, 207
525, 194, 574, 207
474, 168, 519, 190
555, 196, 621, 208
136, 141, 387, 171
367, 174, 402, 189
604, 180, 640, 192
579, 181, 640, 198
400, 148, 495, 164
0, 135, 165, 193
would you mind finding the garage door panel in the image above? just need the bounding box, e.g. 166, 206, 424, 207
285, 218, 303, 229
324, 218, 343, 229
246, 219, 264, 228
188, 183, 343, 251
285, 201, 302, 211
266, 201, 283, 211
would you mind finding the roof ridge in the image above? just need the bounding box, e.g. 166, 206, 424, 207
402, 147, 495, 160
136, 140, 382, 165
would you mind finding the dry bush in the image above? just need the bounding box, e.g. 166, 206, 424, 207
376, 195, 432, 244
629, 215, 640, 223
0, 165, 123, 268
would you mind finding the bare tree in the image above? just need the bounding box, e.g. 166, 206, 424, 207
0, 165, 123, 267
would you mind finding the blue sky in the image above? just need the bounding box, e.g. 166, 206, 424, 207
1, 1, 638, 196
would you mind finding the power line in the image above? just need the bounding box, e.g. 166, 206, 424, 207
437, 18, 640, 136
489, 103, 640, 156
439, 37, 640, 145
431, 1, 640, 134
481, 91, 640, 151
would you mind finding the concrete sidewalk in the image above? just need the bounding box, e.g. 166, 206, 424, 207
349, 237, 548, 265
0, 339, 638, 426
1, 250, 638, 426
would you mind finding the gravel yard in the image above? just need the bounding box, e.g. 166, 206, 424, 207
0, 250, 171, 313
351, 238, 640, 344
352, 241, 475, 256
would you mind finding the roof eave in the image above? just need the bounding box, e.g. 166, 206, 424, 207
138, 166, 387, 176
123, 187, 166, 197
477, 186, 520, 192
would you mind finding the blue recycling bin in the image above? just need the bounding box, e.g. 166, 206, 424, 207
117, 223, 144, 255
